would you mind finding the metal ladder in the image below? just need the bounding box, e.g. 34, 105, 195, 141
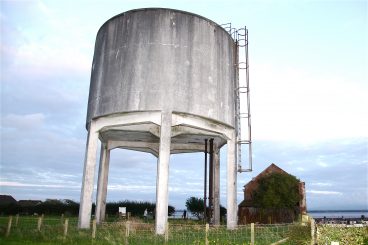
222, 24, 252, 173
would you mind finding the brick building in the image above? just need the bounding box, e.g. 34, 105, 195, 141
238, 163, 306, 224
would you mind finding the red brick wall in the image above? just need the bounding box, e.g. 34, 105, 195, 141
238, 207, 298, 224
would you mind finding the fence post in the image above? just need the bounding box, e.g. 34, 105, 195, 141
37, 216, 43, 231
15, 214, 19, 227
251, 223, 255, 245
164, 222, 169, 243
125, 221, 130, 245
92, 219, 96, 239
63, 218, 69, 239
311, 218, 316, 245
61, 213, 64, 224
205, 223, 209, 245
126, 221, 130, 237
127, 212, 131, 220
6, 216, 13, 237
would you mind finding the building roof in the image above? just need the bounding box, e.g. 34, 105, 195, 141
18, 200, 42, 206
0, 195, 17, 205
244, 163, 289, 188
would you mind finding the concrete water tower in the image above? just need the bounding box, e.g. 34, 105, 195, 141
78, 8, 252, 234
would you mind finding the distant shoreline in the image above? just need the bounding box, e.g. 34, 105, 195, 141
308, 210, 367, 219
308, 210, 368, 213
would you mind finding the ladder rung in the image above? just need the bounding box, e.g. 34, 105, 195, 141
237, 140, 251, 144
236, 113, 249, 117
235, 86, 248, 91
238, 113, 249, 118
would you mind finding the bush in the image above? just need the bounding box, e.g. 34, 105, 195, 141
1, 199, 175, 218
253, 173, 300, 209
106, 200, 175, 217
185, 197, 204, 220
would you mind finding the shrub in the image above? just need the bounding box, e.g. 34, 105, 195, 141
106, 200, 175, 217
253, 173, 300, 209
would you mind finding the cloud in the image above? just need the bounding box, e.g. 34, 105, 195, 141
108, 184, 155, 192
0, 181, 79, 189
2, 113, 45, 130
311, 182, 332, 187
307, 190, 343, 195
1, 1, 93, 81
37, 0, 53, 17
251, 62, 368, 143
4, 41, 91, 78
317, 161, 329, 168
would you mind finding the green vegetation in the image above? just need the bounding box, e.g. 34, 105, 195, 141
253, 173, 299, 209
284, 223, 311, 245
0, 216, 292, 245
316, 225, 368, 245
0, 199, 79, 216
185, 197, 227, 221
106, 200, 175, 217
3, 215, 365, 245
185, 197, 204, 220
1, 199, 175, 218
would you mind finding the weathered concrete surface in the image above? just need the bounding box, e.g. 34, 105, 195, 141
78, 121, 99, 229
79, 8, 240, 234
155, 111, 172, 234
227, 129, 237, 229
95, 143, 110, 224
213, 147, 220, 225
87, 8, 236, 128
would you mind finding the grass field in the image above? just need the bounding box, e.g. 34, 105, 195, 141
0, 215, 305, 245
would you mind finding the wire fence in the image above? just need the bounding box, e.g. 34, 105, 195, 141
0, 215, 294, 244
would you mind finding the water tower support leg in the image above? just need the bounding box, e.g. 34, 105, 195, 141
227, 130, 237, 229
155, 111, 172, 235
95, 142, 111, 224
213, 147, 220, 225
78, 121, 99, 229
204, 139, 208, 222
209, 139, 214, 222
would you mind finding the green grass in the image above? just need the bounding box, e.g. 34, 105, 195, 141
0, 216, 294, 245
316, 225, 368, 245
5, 216, 366, 245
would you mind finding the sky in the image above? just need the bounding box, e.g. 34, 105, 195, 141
0, 0, 367, 211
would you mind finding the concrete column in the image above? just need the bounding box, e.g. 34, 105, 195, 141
227, 130, 237, 229
155, 111, 172, 235
95, 142, 111, 224
209, 139, 214, 222
78, 120, 99, 229
213, 146, 220, 225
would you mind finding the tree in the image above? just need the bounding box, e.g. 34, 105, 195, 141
168, 205, 175, 216
185, 197, 204, 220
253, 173, 299, 209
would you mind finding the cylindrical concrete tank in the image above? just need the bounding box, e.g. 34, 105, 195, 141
87, 8, 236, 128
79, 8, 240, 234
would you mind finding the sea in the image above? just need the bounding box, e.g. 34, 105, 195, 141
307, 210, 368, 219
171, 210, 368, 219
